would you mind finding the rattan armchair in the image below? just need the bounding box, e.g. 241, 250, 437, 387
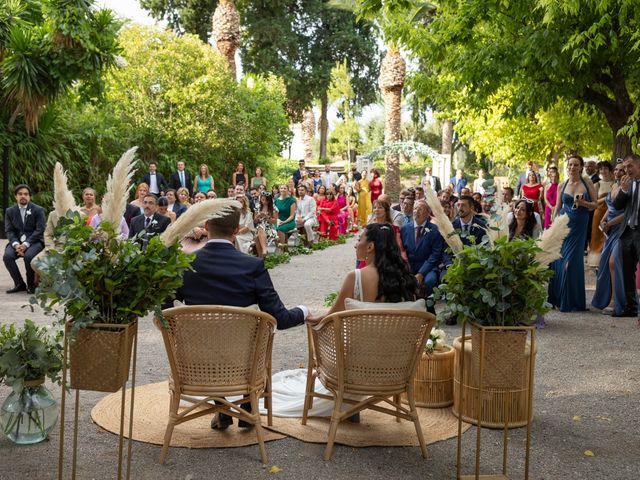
302, 308, 436, 460
154, 305, 276, 464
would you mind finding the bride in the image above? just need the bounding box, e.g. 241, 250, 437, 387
261, 223, 420, 417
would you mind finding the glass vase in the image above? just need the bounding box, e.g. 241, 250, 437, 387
0, 380, 58, 444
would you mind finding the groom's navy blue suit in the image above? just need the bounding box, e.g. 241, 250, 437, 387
174, 241, 304, 330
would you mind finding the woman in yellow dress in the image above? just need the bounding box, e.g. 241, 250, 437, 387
356, 169, 372, 226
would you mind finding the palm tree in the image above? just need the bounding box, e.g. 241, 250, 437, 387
378, 44, 406, 200
301, 108, 316, 162
211, 0, 240, 79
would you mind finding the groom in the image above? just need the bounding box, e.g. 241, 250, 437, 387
172, 203, 308, 430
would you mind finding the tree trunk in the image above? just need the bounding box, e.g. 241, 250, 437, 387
612, 131, 632, 162
319, 93, 329, 160
212, 0, 240, 80
301, 108, 315, 163
441, 119, 453, 155
382, 86, 402, 200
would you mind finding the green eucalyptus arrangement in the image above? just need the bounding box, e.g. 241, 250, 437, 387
0, 320, 63, 393
34, 213, 194, 337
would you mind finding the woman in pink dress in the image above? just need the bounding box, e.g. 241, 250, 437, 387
369, 168, 383, 203
336, 184, 349, 234
543, 166, 559, 229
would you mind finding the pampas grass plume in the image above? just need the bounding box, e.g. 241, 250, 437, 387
101, 147, 138, 227
535, 214, 570, 265
161, 198, 242, 247
423, 184, 464, 254
53, 162, 76, 217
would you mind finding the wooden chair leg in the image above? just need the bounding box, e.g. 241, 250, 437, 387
265, 377, 273, 427
324, 391, 343, 460
251, 392, 268, 464
159, 390, 180, 464
406, 387, 427, 459
394, 394, 402, 423
302, 370, 315, 426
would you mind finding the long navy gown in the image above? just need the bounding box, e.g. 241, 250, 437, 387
548, 181, 591, 312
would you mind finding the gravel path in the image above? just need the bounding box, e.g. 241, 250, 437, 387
0, 237, 638, 479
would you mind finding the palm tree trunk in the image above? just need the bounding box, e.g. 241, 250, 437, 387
319, 93, 329, 160
212, 0, 240, 79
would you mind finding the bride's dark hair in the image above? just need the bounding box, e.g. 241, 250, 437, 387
365, 223, 417, 302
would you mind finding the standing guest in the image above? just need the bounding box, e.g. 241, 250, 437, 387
449, 168, 468, 195
168, 160, 193, 198
232, 162, 249, 188
80, 187, 100, 219
588, 161, 615, 267
295, 184, 318, 246
254, 192, 278, 258
351, 164, 362, 182
543, 167, 559, 229
356, 170, 372, 226
400, 200, 444, 310
421, 166, 441, 193
194, 163, 215, 195
165, 189, 186, 218
369, 169, 383, 203
521, 171, 543, 213
156, 196, 177, 223
591, 161, 631, 315
321, 164, 338, 190
611, 154, 640, 318
548, 155, 597, 312
287, 178, 296, 196
250, 167, 267, 189
336, 184, 349, 234
275, 184, 297, 247
312, 169, 323, 193
140, 162, 167, 197
128, 194, 171, 247
317, 190, 340, 240
300, 169, 314, 195
3, 184, 45, 294
292, 160, 306, 187
509, 200, 541, 240
130, 182, 150, 215
515, 161, 540, 197
585, 159, 600, 184
473, 169, 487, 195
177, 187, 192, 209
234, 195, 255, 254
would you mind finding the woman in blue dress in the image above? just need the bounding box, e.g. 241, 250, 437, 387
548, 155, 597, 312
591, 161, 636, 314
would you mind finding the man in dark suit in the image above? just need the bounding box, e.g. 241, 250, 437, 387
421, 166, 442, 193
611, 153, 640, 318
168, 160, 193, 198
452, 195, 487, 246
139, 162, 167, 197
172, 204, 307, 430
3, 184, 45, 293
400, 200, 444, 310
292, 160, 306, 187
128, 194, 170, 247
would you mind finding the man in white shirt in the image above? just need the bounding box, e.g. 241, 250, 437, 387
296, 185, 318, 246
140, 162, 167, 197
321, 164, 339, 190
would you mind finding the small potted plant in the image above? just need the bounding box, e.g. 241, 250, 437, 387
0, 320, 63, 444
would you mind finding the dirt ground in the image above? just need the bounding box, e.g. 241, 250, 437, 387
0, 237, 639, 479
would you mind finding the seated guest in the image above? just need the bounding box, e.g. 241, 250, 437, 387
336, 184, 349, 235
194, 191, 207, 203
501, 186, 515, 208
130, 182, 149, 215
227, 186, 236, 198
177, 187, 191, 210
254, 192, 277, 258
235, 195, 255, 254
89, 203, 129, 240
509, 199, 542, 240
378, 194, 403, 227
80, 187, 100, 219
367, 199, 407, 262
275, 184, 297, 248
453, 195, 487, 245
128, 194, 171, 247
414, 186, 425, 200
400, 189, 416, 225
3, 184, 45, 294
401, 200, 444, 311
157, 196, 177, 223
296, 184, 318, 246
317, 190, 340, 241
207, 189, 217, 199
165, 189, 187, 218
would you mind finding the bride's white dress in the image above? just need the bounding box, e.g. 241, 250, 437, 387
258, 368, 335, 417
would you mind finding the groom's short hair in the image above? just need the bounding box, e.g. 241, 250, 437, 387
206, 207, 240, 237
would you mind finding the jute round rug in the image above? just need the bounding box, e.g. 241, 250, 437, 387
91, 381, 285, 448
91, 381, 468, 449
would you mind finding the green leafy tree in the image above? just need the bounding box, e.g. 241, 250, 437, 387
366, 0, 640, 160
327, 60, 361, 160
0, 0, 120, 218
139, 0, 217, 42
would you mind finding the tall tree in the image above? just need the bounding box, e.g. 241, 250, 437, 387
211, 0, 240, 78
0, 0, 120, 222
364, 0, 640, 160
140, 0, 217, 42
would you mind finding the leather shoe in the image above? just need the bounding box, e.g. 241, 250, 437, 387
238, 419, 254, 429
6, 284, 26, 294
611, 310, 638, 318
210, 413, 233, 430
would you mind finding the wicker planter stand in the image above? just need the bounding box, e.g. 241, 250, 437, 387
402, 346, 454, 408
453, 332, 536, 429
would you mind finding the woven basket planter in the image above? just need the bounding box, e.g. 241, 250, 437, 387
67, 321, 137, 393
402, 346, 454, 408
453, 332, 536, 429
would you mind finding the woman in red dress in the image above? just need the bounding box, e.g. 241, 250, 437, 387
521, 171, 543, 213
369, 168, 383, 203
317, 190, 340, 240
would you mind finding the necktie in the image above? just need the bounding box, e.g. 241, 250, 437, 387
463, 224, 469, 232
20, 207, 25, 223
180, 171, 185, 187
145, 217, 151, 228
416, 225, 423, 243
